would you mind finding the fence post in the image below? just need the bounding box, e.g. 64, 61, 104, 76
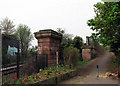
56, 52, 58, 67
16, 53, 20, 78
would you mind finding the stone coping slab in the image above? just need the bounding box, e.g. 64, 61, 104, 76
34, 29, 62, 39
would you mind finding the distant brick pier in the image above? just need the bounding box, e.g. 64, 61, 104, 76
34, 29, 62, 66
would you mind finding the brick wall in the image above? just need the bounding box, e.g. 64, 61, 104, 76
38, 37, 60, 66
82, 49, 91, 61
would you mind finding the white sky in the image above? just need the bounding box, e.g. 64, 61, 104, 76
0, 0, 102, 46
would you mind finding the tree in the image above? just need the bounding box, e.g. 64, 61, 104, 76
87, 2, 120, 56
57, 28, 73, 63
73, 36, 83, 50
0, 17, 15, 35
57, 28, 73, 51
16, 24, 33, 58
57, 28, 73, 49
29, 45, 38, 55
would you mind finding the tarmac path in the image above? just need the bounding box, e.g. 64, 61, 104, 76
58, 51, 119, 85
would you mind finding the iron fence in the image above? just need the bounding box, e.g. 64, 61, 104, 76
2, 53, 48, 78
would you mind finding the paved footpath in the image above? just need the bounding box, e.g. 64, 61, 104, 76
58, 51, 119, 85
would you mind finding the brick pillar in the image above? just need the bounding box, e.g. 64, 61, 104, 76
34, 29, 62, 67
82, 49, 91, 61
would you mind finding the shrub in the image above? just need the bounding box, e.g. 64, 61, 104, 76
63, 46, 80, 67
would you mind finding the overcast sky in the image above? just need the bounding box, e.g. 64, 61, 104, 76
0, 0, 102, 46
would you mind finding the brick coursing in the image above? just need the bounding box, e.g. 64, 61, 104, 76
82, 49, 91, 61
34, 29, 62, 67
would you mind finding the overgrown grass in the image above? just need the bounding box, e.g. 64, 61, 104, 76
77, 59, 93, 66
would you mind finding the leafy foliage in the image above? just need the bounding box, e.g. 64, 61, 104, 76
57, 28, 73, 63
57, 28, 73, 49
15, 24, 33, 58
73, 36, 83, 50
87, 2, 120, 56
57, 28, 84, 63
29, 46, 38, 55
0, 17, 15, 35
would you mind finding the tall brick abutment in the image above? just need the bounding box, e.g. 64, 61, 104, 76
34, 29, 62, 67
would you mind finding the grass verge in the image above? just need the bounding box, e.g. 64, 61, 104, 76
77, 59, 93, 66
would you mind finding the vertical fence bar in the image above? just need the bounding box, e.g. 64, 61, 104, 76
16, 53, 20, 78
